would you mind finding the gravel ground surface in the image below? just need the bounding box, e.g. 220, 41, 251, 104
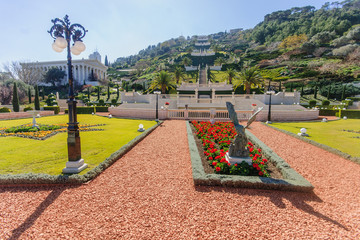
1, 120, 359, 239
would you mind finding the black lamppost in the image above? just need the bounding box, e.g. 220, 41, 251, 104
266, 90, 275, 124
48, 15, 88, 173
154, 91, 161, 122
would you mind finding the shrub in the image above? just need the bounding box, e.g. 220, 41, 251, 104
335, 110, 360, 119
0, 107, 11, 113
24, 107, 33, 112
309, 100, 317, 107
322, 100, 330, 106
111, 99, 117, 105
342, 99, 353, 106
98, 99, 105, 106
332, 44, 359, 57
43, 106, 60, 114
319, 109, 337, 116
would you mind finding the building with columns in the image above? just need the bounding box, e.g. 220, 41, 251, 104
23, 51, 108, 86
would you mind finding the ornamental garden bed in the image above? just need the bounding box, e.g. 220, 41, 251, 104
187, 121, 314, 192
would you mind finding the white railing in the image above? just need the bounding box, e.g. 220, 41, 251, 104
167, 110, 185, 119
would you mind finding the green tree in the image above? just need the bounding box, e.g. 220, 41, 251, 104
28, 87, 32, 104
41, 87, 45, 100
224, 68, 237, 84
279, 80, 282, 92
12, 82, 20, 112
314, 84, 318, 98
214, 57, 226, 66
107, 85, 110, 100
34, 85, 40, 110
327, 85, 331, 99
235, 66, 262, 94
341, 84, 346, 100
301, 85, 304, 97
174, 67, 185, 84
150, 71, 175, 94
43, 67, 66, 87
116, 85, 120, 99
105, 55, 109, 66
181, 57, 192, 66
97, 86, 100, 100
87, 87, 90, 99
207, 67, 216, 83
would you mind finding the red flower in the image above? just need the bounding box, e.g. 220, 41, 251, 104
165, 102, 169, 105
256, 167, 261, 171
212, 162, 217, 166
216, 167, 221, 172
253, 163, 258, 168
234, 164, 238, 167
227, 163, 231, 166
209, 157, 213, 160
259, 171, 264, 176
249, 148, 254, 152
260, 162, 264, 165
263, 159, 268, 163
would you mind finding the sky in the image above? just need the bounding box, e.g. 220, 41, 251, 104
0, 0, 332, 70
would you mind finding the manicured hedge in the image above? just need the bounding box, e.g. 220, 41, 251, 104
64, 106, 109, 114
319, 109, 337, 116
43, 106, 60, 114
95, 106, 108, 112
336, 110, 360, 119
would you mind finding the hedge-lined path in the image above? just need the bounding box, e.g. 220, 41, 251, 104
1, 120, 359, 239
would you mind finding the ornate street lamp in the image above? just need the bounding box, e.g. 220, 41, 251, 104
48, 15, 87, 174
154, 91, 161, 122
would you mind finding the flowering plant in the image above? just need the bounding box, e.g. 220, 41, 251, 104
165, 102, 170, 105
192, 120, 270, 177
252, 104, 257, 106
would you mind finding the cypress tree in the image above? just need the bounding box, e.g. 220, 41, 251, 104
314, 85, 318, 99
97, 86, 100, 100
34, 85, 40, 110
300, 85, 304, 97
105, 55, 109, 66
87, 87, 90, 99
28, 87, 32, 103
12, 82, 20, 112
107, 85, 110, 100
41, 87, 45, 100
290, 82, 293, 92
278, 81, 282, 92
341, 84, 346, 100
116, 86, 119, 99
327, 85, 331, 99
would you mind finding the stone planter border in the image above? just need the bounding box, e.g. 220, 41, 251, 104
186, 121, 314, 192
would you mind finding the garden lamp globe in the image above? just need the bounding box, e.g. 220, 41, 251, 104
52, 42, 64, 52
54, 36, 67, 49
73, 40, 86, 52
70, 46, 81, 55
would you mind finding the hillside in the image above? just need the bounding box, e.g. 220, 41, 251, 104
107, 0, 360, 101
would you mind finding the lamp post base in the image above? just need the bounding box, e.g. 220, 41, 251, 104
62, 159, 88, 174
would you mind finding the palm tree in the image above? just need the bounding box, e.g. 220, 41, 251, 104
207, 67, 216, 83
212, 44, 221, 53
214, 57, 226, 66
181, 57, 192, 66
224, 68, 237, 84
174, 67, 185, 84
235, 66, 262, 94
150, 71, 176, 94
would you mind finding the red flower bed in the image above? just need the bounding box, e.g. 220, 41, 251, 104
192, 121, 270, 177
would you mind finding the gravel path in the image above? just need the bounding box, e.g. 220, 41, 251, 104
1, 120, 359, 239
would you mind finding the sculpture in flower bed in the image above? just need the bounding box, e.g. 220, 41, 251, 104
0, 123, 105, 140
192, 120, 270, 177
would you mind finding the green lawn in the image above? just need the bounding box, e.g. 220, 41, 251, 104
0, 115, 156, 175
271, 119, 360, 157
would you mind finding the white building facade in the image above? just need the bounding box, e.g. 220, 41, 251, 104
23, 51, 108, 86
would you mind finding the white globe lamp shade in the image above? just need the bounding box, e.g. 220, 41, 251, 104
300, 128, 307, 134
139, 124, 144, 129
73, 41, 86, 52
71, 46, 81, 55
52, 42, 64, 53
54, 37, 67, 49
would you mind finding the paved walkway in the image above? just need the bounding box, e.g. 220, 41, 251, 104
0, 121, 359, 239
